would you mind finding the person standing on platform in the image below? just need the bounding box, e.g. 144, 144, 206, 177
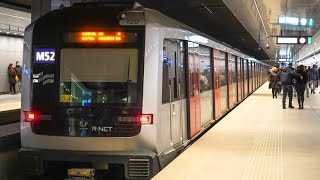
277, 67, 283, 95
318, 66, 320, 94
7, 63, 17, 94
296, 65, 308, 109
269, 68, 280, 98
309, 64, 318, 94
305, 66, 310, 97
280, 63, 302, 109
14, 61, 22, 93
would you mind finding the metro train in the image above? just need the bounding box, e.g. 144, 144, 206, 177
19, 2, 270, 179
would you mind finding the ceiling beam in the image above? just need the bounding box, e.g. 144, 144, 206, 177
0, 1, 31, 13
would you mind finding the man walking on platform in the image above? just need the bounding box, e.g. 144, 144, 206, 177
309, 64, 318, 93
280, 63, 302, 109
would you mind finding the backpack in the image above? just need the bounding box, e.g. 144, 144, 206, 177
280, 71, 290, 84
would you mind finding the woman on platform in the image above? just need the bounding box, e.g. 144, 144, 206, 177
269, 68, 280, 98
7, 63, 17, 94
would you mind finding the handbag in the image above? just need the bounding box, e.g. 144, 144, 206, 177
14, 75, 19, 82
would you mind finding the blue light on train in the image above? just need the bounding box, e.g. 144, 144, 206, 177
163, 55, 172, 67
82, 99, 91, 106
23, 64, 30, 79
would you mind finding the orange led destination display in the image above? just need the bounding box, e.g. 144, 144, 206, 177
64, 31, 137, 43
81, 32, 122, 42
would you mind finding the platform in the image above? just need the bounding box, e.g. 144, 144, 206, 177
153, 83, 320, 180
0, 94, 21, 112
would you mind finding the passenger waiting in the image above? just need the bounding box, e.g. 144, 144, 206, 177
269, 68, 280, 98
8, 63, 17, 95
309, 64, 318, 94
295, 65, 308, 109
279, 63, 302, 109
15, 61, 22, 93
305, 66, 310, 97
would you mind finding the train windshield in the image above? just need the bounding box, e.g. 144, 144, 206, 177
60, 48, 139, 106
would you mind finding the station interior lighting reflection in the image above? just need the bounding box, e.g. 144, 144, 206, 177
278, 16, 314, 26
278, 58, 292, 62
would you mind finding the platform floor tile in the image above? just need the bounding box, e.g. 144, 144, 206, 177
153, 83, 320, 180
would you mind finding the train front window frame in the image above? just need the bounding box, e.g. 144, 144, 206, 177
59, 48, 140, 106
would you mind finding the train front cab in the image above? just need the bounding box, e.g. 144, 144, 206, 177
19, 5, 160, 180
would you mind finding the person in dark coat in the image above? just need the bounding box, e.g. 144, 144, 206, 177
269, 68, 280, 98
14, 61, 22, 93
309, 64, 318, 93
305, 66, 310, 97
8, 63, 17, 94
280, 64, 302, 109
296, 65, 308, 109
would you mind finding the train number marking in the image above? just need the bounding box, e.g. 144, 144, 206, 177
60, 94, 72, 102
126, 19, 139, 25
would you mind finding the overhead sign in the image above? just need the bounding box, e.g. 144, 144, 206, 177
278, 16, 314, 27
276, 36, 312, 44
34, 48, 56, 64
277, 37, 297, 44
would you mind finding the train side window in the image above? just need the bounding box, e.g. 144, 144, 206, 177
178, 41, 186, 99
162, 39, 187, 104
199, 45, 212, 92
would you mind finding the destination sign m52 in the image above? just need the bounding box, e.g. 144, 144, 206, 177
34, 48, 56, 64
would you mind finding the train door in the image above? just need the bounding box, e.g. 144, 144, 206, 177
259, 64, 262, 86
248, 61, 252, 93
228, 54, 237, 108
240, 58, 244, 100
232, 56, 237, 105
256, 63, 258, 89
237, 57, 242, 102
199, 45, 213, 127
162, 39, 186, 146
255, 63, 258, 89
252, 62, 257, 91
243, 59, 248, 97
213, 49, 221, 118
188, 42, 201, 138
228, 54, 233, 108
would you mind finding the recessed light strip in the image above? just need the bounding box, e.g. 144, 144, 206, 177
252, 0, 271, 51
0, 12, 30, 20
201, 4, 213, 14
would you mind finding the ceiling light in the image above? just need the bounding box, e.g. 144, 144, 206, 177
278, 16, 299, 25
6, 32, 10, 34
21, 34, 24, 36
14, 33, 17, 35
308, 19, 314, 26
301, 18, 308, 26
286, 17, 299, 25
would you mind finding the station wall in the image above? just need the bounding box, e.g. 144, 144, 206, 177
0, 36, 23, 94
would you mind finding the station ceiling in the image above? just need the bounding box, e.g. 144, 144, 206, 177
2, 0, 271, 60
6, 0, 319, 62
223, 0, 320, 63
1, 0, 31, 9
